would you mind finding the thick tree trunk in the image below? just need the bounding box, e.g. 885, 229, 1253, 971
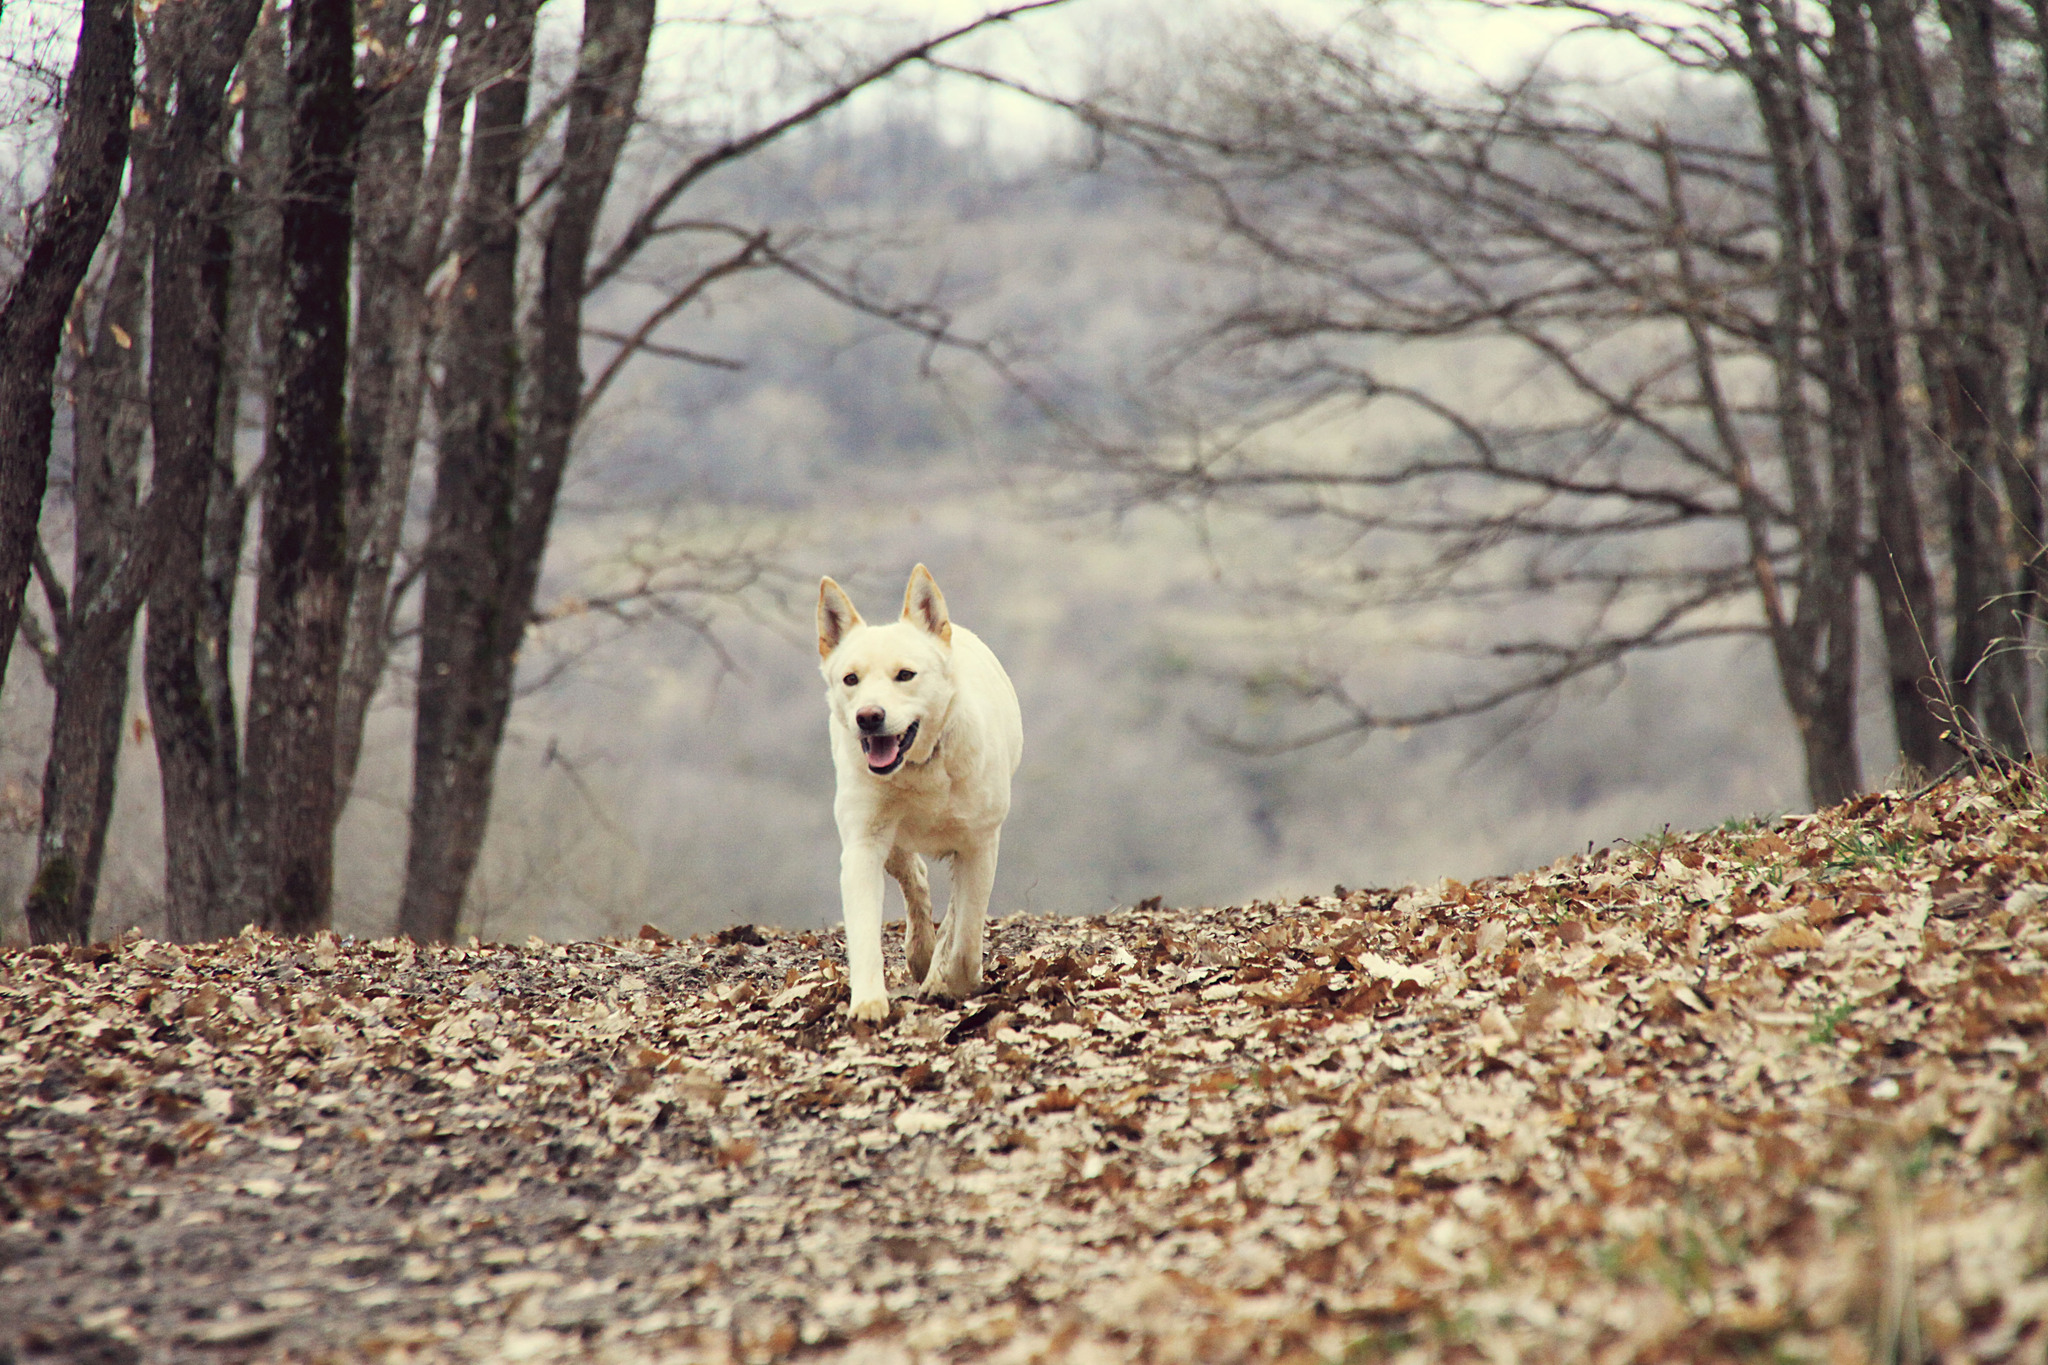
28, 620, 134, 944
398, 0, 540, 944
1793, 693, 1862, 807
141, 0, 265, 942
0, 0, 133, 703
23, 206, 152, 946
234, 0, 360, 935
144, 169, 244, 944
398, 0, 653, 941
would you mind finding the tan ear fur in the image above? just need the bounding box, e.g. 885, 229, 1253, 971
901, 563, 952, 644
818, 577, 863, 658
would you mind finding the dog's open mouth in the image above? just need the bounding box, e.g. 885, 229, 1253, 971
861, 720, 919, 775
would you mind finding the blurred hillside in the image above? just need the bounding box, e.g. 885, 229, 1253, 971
1, 115, 1860, 943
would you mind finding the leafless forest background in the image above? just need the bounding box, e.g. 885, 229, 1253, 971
0, 0, 2041, 946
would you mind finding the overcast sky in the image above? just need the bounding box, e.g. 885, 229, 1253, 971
812, 0, 1623, 157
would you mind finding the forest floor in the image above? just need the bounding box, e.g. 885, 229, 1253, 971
2, 770, 2046, 1365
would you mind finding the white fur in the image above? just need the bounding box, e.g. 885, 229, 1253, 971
818, 565, 1023, 1021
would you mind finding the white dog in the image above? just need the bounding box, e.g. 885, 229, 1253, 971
817, 565, 1022, 1021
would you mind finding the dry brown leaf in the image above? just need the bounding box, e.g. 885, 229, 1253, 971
4, 770, 2046, 1364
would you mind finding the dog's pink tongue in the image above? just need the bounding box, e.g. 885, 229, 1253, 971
865, 734, 901, 770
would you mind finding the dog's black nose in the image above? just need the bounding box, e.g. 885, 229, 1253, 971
856, 706, 886, 734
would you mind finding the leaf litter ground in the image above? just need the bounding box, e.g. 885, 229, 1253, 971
4, 771, 2047, 1364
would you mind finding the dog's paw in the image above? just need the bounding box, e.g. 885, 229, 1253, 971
917, 964, 982, 1003
847, 994, 891, 1023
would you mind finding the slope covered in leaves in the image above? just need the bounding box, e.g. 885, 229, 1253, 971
2, 772, 2046, 1363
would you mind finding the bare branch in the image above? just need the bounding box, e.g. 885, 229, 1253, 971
1202, 584, 1760, 754
581, 328, 745, 371
585, 0, 1075, 298
15, 600, 61, 689
578, 229, 770, 418
751, 240, 1112, 457
31, 532, 68, 641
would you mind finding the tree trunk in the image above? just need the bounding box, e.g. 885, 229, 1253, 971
144, 169, 244, 943
233, 0, 360, 935
1730, 0, 1876, 803
398, 0, 654, 941
517, 0, 658, 619
1938, 0, 2034, 753
1862, 0, 1965, 777
334, 0, 466, 809
1660, 48, 1864, 809
1824, 0, 1951, 787
23, 199, 153, 946
142, 0, 265, 942
2027, 0, 2048, 746
28, 620, 135, 945
1942, 361, 2010, 738
1736, 0, 1870, 806
0, 0, 133, 703
398, 0, 540, 944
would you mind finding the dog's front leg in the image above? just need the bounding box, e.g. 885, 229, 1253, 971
920, 833, 997, 1001
886, 846, 935, 986
840, 839, 891, 1020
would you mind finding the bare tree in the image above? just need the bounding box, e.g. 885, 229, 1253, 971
33, 0, 381, 942
1026, 0, 2048, 804
20, 0, 283, 945
1804, 0, 1945, 778
20, 191, 151, 945
397, 0, 551, 943
142, 0, 270, 941
1042, 18, 1868, 803
12, 0, 1072, 944
396, 0, 1071, 941
233, 0, 360, 933
0, 0, 133, 707
1870, 0, 2045, 754
332, 0, 464, 809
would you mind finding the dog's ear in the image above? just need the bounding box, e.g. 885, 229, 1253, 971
901, 564, 952, 644
818, 577, 862, 658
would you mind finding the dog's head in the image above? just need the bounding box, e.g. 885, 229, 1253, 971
818, 564, 956, 776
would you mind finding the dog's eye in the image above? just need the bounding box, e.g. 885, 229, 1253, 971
895, 669, 916, 682
842, 673, 858, 686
